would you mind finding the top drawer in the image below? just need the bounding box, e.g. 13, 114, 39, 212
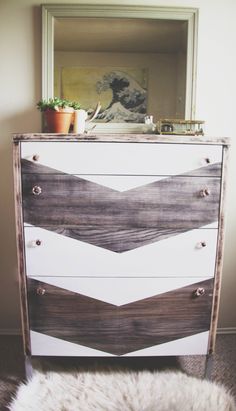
21, 142, 222, 177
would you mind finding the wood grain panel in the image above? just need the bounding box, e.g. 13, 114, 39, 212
52, 227, 188, 252
208, 145, 229, 353
14, 132, 230, 146
28, 278, 213, 355
30, 276, 212, 306
13, 142, 31, 355
22, 171, 221, 232
119, 279, 213, 354
28, 278, 119, 355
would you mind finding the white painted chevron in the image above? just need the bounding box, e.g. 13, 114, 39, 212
123, 331, 209, 356
30, 331, 114, 356
201, 222, 218, 229
30, 276, 211, 306
24, 226, 218, 277
30, 330, 209, 356
21, 142, 222, 176
72, 175, 166, 191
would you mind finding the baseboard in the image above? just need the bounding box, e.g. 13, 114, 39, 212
0, 328, 21, 336
217, 327, 236, 334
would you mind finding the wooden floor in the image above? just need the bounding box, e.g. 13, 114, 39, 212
0, 334, 236, 411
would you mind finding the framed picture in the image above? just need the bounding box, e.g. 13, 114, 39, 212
55, 66, 148, 124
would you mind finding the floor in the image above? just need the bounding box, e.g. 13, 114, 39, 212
0, 334, 236, 411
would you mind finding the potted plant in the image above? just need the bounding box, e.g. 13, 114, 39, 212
37, 97, 80, 133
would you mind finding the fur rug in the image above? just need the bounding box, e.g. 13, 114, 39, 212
9, 370, 236, 411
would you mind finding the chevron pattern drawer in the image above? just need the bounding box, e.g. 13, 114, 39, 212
21, 141, 222, 176
13, 134, 229, 361
28, 277, 214, 356
24, 227, 218, 278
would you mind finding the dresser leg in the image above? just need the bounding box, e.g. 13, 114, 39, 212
25, 355, 33, 380
204, 354, 213, 380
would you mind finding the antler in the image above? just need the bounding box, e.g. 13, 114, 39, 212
87, 102, 101, 122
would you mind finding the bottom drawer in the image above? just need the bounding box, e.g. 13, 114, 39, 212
28, 277, 214, 357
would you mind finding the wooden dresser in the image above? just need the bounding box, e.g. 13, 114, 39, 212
13, 134, 229, 373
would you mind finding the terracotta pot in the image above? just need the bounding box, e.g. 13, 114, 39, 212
44, 110, 73, 133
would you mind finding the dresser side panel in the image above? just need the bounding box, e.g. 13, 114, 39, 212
208, 145, 230, 353
13, 141, 31, 355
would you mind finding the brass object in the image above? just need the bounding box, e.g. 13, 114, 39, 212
157, 119, 205, 136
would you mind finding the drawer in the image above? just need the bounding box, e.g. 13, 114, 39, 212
28, 276, 213, 356
24, 227, 218, 277
21, 141, 222, 176
22, 173, 220, 229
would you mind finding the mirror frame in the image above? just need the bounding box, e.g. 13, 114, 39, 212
42, 4, 198, 120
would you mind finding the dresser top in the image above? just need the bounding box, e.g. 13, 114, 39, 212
13, 133, 230, 145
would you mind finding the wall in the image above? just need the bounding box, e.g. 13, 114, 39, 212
0, 0, 236, 334
55, 51, 185, 120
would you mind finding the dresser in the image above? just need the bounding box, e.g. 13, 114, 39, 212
13, 134, 229, 374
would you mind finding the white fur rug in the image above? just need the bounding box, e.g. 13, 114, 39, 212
9, 370, 236, 411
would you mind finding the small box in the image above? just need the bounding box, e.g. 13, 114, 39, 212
157, 119, 205, 136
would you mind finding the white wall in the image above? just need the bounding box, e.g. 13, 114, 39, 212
0, 0, 236, 333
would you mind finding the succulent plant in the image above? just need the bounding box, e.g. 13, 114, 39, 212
37, 97, 80, 112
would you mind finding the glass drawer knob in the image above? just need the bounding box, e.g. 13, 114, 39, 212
199, 188, 210, 197
196, 241, 207, 249
193, 287, 205, 297
32, 154, 39, 162
36, 287, 46, 296
29, 239, 42, 248
32, 185, 42, 195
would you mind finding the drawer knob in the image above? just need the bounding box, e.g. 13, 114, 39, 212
29, 239, 42, 248
32, 185, 42, 196
196, 241, 207, 249
32, 154, 40, 162
193, 287, 205, 297
205, 157, 211, 164
36, 287, 46, 296
199, 188, 210, 197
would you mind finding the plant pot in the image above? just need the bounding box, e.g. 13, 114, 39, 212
44, 110, 73, 133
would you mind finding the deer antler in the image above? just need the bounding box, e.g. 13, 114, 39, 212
87, 102, 101, 122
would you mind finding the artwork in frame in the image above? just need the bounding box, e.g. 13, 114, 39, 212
56, 66, 148, 123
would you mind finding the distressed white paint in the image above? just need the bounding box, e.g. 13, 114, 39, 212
24, 226, 218, 277
30, 331, 114, 356
21, 142, 222, 176
30, 276, 211, 306
124, 331, 209, 356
